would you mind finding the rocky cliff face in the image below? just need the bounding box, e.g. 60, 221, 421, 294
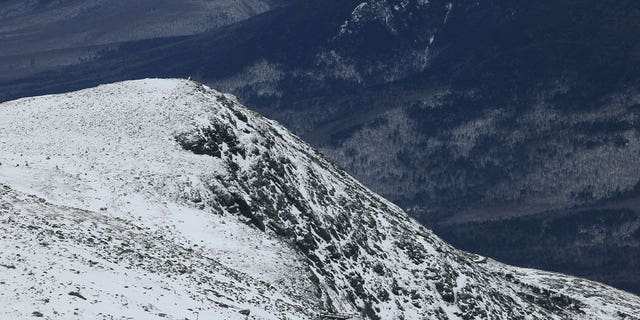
1, 79, 639, 319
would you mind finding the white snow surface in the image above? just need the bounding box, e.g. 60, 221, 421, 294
0, 79, 638, 319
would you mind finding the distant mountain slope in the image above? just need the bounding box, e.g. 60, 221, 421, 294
0, 0, 291, 55
437, 202, 640, 294
1, 79, 639, 319
1, 0, 640, 295
0, 0, 290, 80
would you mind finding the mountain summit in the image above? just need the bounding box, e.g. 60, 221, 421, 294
0, 79, 638, 319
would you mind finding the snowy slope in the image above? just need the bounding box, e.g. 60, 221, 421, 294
0, 79, 639, 319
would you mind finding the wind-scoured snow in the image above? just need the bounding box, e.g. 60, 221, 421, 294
0, 79, 638, 319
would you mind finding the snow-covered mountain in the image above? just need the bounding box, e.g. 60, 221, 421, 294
0, 79, 639, 319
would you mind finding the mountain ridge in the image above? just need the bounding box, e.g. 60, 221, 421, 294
0, 79, 639, 319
